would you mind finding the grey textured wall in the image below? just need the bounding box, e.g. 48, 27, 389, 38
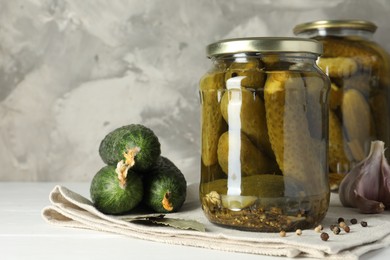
1, 0, 389, 183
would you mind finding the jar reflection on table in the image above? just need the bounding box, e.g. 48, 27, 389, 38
294, 20, 390, 174
199, 38, 330, 232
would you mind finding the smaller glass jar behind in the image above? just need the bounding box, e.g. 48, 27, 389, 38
199, 37, 330, 232
294, 20, 390, 175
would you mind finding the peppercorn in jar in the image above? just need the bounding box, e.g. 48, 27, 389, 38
293, 20, 390, 175
199, 37, 330, 232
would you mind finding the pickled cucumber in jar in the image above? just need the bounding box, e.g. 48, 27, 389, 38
199, 37, 330, 232
294, 20, 390, 176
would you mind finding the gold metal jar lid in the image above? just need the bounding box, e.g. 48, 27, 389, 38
206, 37, 323, 57
293, 20, 377, 35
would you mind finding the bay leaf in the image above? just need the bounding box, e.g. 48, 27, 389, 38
119, 214, 205, 232
147, 217, 206, 232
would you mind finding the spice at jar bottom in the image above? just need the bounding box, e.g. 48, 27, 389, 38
201, 188, 329, 232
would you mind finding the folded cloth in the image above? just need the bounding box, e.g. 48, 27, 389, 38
42, 183, 390, 259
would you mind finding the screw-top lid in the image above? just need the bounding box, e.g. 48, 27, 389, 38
293, 20, 377, 35
206, 37, 323, 57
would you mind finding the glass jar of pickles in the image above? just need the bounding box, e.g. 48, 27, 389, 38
199, 37, 330, 232
294, 20, 390, 174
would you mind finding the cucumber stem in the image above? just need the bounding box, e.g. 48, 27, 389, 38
115, 160, 130, 188
123, 147, 141, 167
162, 192, 174, 211
115, 147, 141, 188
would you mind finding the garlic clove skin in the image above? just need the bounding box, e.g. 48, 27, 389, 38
354, 190, 385, 214
339, 141, 390, 214
339, 163, 363, 208
379, 156, 390, 207
355, 142, 382, 202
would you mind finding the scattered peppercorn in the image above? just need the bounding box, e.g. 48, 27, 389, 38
332, 226, 341, 235
320, 232, 329, 241
296, 229, 302, 236
361, 221, 368, 227
339, 221, 347, 228
338, 217, 345, 223
343, 226, 350, 233
350, 218, 358, 225
314, 225, 323, 233
330, 224, 337, 231
279, 230, 286, 237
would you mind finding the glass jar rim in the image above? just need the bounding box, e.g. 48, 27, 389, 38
293, 20, 377, 35
206, 37, 323, 58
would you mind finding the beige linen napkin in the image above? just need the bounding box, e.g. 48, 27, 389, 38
42, 184, 390, 259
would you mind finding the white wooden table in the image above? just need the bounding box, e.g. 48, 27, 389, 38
1, 182, 389, 260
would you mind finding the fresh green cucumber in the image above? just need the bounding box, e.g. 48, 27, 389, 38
99, 124, 161, 173
90, 165, 143, 214
143, 157, 187, 213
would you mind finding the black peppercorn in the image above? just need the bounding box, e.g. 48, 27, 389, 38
320, 232, 329, 241
361, 221, 368, 227
338, 217, 345, 223
350, 218, 358, 225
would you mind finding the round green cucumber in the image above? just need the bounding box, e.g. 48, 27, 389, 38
90, 165, 143, 214
143, 157, 187, 213
99, 124, 161, 173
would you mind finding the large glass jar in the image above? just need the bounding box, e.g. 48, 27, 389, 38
199, 37, 330, 232
294, 20, 390, 175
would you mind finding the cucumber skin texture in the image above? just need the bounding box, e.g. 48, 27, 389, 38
143, 157, 187, 213
99, 124, 161, 173
90, 165, 143, 215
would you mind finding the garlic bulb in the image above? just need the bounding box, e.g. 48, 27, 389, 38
339, 141, 390, 214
